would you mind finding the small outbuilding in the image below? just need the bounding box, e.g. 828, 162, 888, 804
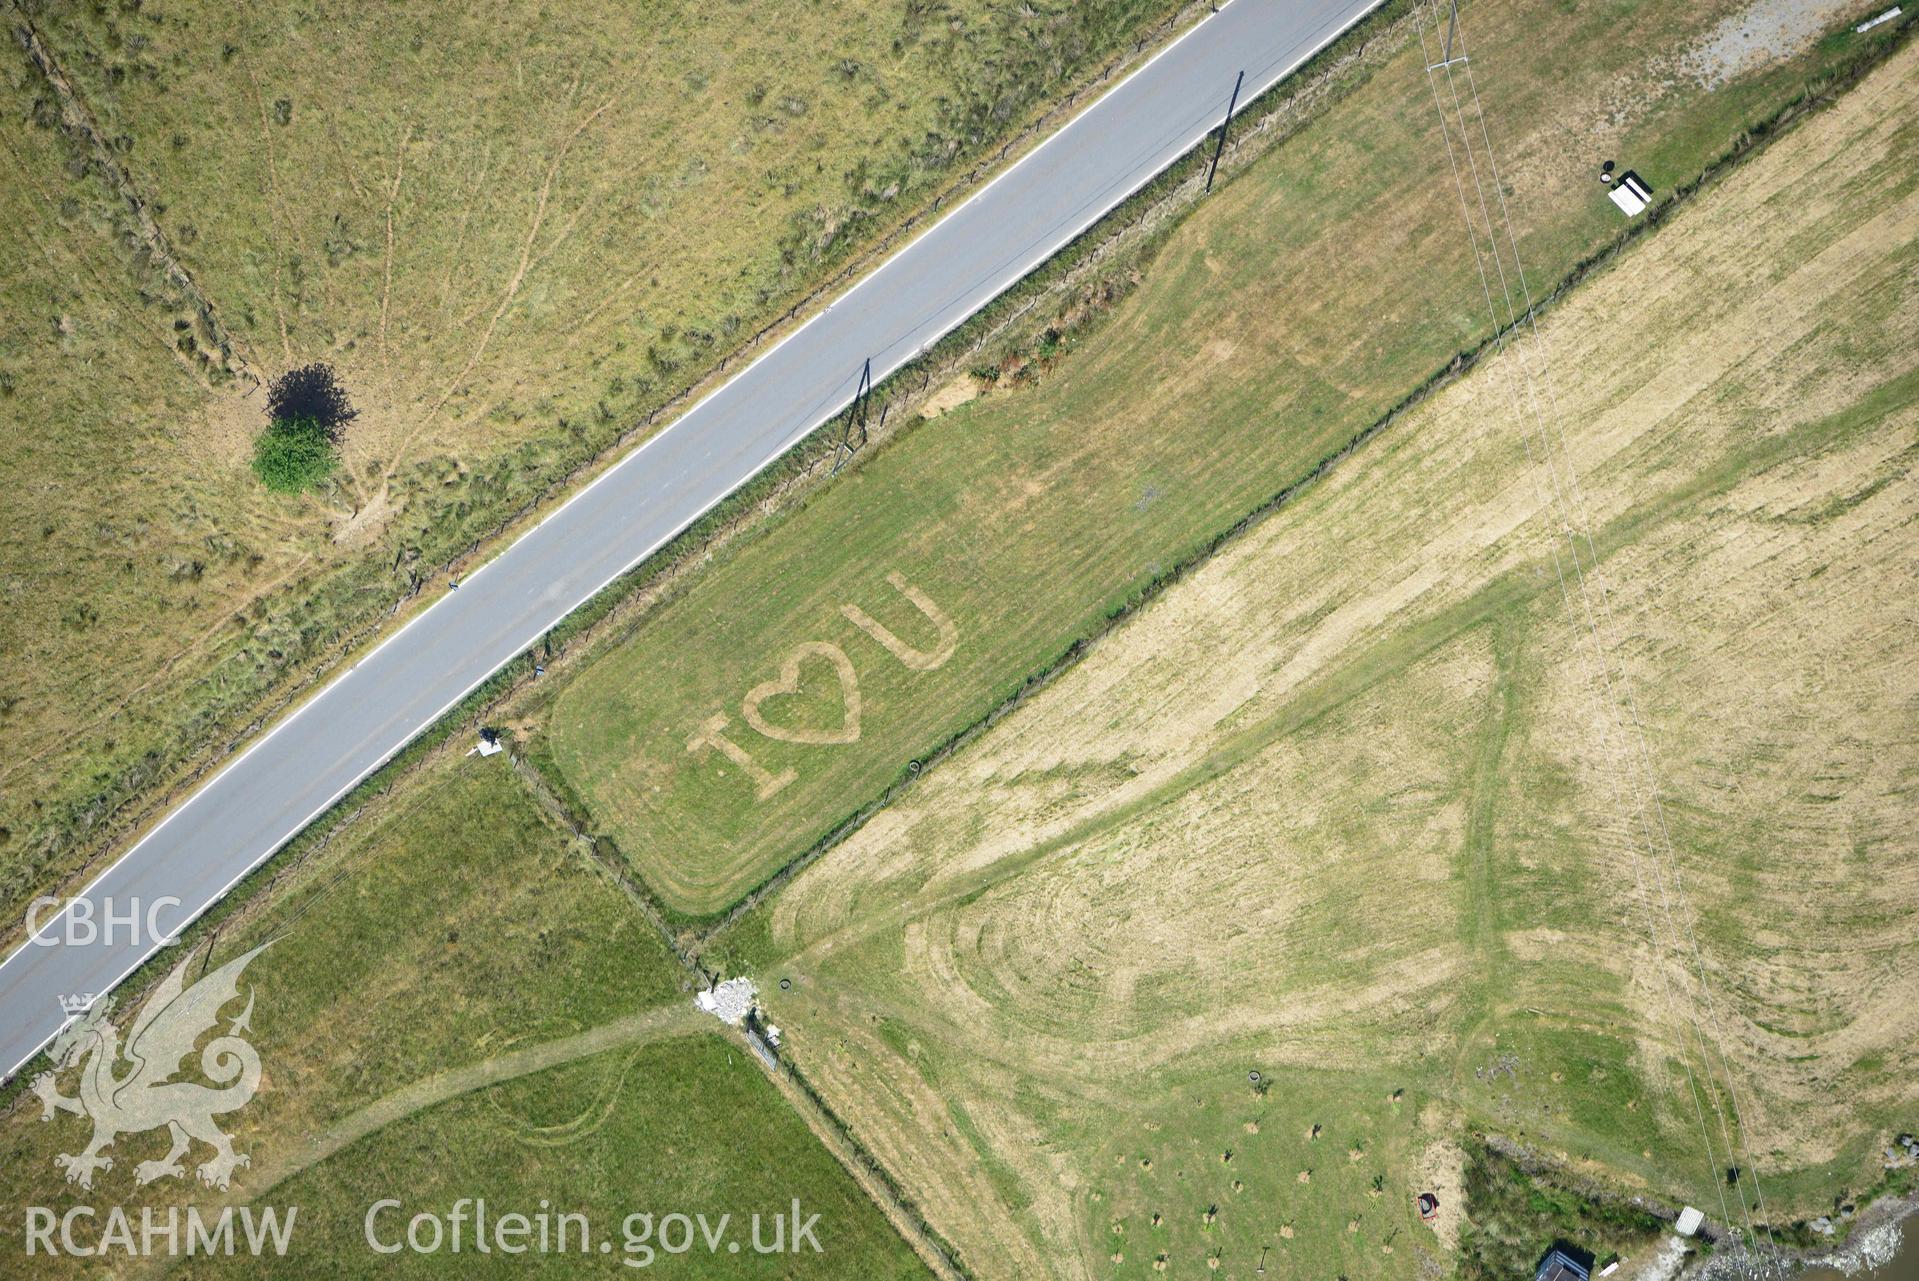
1607, 170, 1653, 217
1535, 1246, 1592, 1281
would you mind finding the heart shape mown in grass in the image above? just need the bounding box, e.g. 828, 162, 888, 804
741, 642, 863, 745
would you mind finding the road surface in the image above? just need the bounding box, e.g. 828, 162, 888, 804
1, 0, 1382, 1081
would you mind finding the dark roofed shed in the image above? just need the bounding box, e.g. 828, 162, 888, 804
1535, 1247, 1592, 1281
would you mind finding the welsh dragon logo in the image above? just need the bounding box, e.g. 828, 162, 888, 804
31, 944, 269, 1191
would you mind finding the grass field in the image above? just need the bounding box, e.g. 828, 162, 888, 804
0, 749, 926, 1279
0, 48, 246, 916
0, 0, 1183, 930
2, 3, 1912, 1279
713, 36, 1919, 1279
169, 1037, 932, 1279
546, 0, 1900, 916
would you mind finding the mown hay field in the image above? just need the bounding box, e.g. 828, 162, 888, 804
727, 37, 1919, 1280
0, 0, 1181, 928
0, 745, 931, 1278
546, 0, 1897, 916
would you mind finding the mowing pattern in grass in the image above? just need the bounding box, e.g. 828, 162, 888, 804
725, 41, 1919, 1279
0, 0, 1183, 926
548, 0, 1896, 916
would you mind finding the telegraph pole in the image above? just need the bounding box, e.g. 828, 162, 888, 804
1205, 69, 1245, 193
1429, 0, 1468, 69
832, 358, 874, 474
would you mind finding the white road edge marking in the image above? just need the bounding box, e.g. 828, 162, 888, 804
3, 0, 1382, 1082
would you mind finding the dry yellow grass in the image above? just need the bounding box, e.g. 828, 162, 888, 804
0, 0, 1184, 923
743, 39, 1919, 1279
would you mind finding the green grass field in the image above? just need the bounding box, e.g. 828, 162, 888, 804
0, 749, 926, 1279
171, 1037, 932, 1279
546, 0, 1900, 917
0, 0, 1183, 932
713, 37, 1919, 1277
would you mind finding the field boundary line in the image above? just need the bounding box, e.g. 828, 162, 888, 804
502, 748, 973, 1280
512, 754, 973, 1280
506, 753, 706, 974
8, 7, 261, 386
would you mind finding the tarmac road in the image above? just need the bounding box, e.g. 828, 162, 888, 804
1, 0, 1382, 1081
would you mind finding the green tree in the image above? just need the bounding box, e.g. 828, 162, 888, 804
252, 414, 337, 493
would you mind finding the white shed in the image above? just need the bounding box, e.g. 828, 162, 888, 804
1608, 171, 1653, 217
